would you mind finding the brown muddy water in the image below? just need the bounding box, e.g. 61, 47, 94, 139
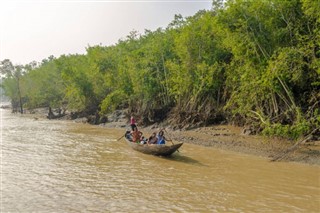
1, 109, 319, 212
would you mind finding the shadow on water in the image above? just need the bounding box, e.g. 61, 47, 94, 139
161, 153, 207, 167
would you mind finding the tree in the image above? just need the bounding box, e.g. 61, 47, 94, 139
56, 54, 97, 112
0, 59, 24, 113
22, 58, 65, 109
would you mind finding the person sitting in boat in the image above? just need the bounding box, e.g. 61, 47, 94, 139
147, 132, 158, 144
131, 127, 142, 143
140, 136, 147, 144
125, 130, 132, 140
156, 130, 166, 145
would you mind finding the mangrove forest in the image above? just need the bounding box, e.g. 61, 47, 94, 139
1, 0, 319, 140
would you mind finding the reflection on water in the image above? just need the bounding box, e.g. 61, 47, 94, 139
1, 109, 320, 212
165, 154, 207, 166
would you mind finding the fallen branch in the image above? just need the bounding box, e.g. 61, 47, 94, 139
271, 128, 318, 162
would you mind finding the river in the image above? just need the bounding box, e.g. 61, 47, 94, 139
1, 109, 319, 212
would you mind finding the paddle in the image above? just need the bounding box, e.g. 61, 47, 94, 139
117, 134, 125, 141
117, 124, 131, 141
163, 128, 180, 152
163, 128, 175, 145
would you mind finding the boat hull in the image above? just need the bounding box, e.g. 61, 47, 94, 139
124, 133, 182, 156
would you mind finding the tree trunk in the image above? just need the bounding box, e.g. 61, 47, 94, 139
17, 77, 23, 114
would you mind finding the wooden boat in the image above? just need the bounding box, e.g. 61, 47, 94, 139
124, 131, 183, 156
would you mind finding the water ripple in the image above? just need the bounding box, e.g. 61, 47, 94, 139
1, 109, 319, 212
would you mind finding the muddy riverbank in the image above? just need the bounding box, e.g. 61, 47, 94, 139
16, 107, 320, 165
81, 117, 320, 165
97, 110, 320, 165
137, 124, 320, 165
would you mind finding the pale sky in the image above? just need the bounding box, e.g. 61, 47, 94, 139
0, 0, 212, 65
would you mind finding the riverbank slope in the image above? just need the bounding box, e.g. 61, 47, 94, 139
18, 108, 320, 165
92, 110, 320, 165
138, 124, 319, 165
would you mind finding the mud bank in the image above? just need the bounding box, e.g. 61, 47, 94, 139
129, 124, 319, 165
100, 114, 320, 165
94, 109, 320, 165
20, 107, 320, 165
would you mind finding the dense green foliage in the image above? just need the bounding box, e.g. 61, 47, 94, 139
1, 0, 319, 140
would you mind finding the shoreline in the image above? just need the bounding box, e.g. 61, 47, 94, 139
139, 124, 320, 166
7, 107, 320, 166
102, 116, 320, 165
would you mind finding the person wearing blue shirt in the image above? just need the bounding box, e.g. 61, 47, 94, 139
156, 130, 166, 144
